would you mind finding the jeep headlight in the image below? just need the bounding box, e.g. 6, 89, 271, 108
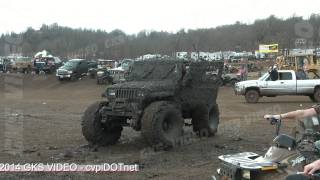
242, 170, 250, 179
97, 71, 104, 76
67, 70, 73, 74
137, 90, 145, 97
108, 89, 116, 96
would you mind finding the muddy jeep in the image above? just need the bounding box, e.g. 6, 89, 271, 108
82, 60, 223, 148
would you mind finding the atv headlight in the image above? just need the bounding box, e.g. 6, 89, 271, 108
108, 89, 116, 96
242, 170, 250, 179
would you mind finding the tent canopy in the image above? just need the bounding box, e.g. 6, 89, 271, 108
34, 50, 51, 58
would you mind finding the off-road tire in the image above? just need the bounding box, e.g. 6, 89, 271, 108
192, 104, 219, 137
313, 88, 320, 102
82, 102, 122, 146
245, 89, 259, 103
141, 101, 183, 149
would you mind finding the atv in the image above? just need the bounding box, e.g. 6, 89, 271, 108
216, 116, 320, 180
81, 59, 223, 149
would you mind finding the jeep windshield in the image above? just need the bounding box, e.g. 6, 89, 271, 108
127, 61, 182, 81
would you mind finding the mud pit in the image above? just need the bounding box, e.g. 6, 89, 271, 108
0, 74, 315, 179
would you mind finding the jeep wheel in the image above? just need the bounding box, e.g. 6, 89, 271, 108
192, 104, 219, 137
82, 102, 122, 146
245, 89, 259, 103
313, 88, 320, 102
141, 101, 183, 149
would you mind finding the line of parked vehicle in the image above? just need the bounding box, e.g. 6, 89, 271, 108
0, 56, 134, 85
56, 59, 133, 84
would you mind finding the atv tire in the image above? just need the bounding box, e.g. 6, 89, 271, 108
192, 104, 219, 137
245, 89, 259, 103
141, 101, 183, 149
82, 102, 122, 146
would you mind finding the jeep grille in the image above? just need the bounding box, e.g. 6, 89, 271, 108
116, 89, 136, 99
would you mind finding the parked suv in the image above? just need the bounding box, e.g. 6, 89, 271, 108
56, 59, 96, 81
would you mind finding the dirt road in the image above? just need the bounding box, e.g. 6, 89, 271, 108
0, 74, 314, 179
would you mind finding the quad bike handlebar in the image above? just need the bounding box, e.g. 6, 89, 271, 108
266, 117, 282, 136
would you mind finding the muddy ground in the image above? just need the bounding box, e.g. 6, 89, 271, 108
0, 73, 315, 180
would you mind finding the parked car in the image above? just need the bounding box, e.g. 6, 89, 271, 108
0, 58, 11, 72
221, 73, 241, 87
56, 59, 95, 81
108, 67, 126, 83
33, 56, 62, 74
234, 70, 320, 103
96, 68, 113, 84
87, 60, 98, 78
11, 57, 33, 73
97, 59, 115, 69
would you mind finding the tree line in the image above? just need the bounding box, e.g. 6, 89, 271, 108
0, 14, 320, 59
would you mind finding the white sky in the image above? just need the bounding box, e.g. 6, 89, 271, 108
1, 0, 319, 34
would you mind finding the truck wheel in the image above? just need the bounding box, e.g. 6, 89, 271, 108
70, 75, 77, 81
141, 101, 183, 149
82, 102, 122, 146
245, 89, 259, 103
313, 88, 320, 102
192, 104, 219, 137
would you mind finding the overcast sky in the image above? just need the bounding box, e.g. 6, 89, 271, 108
1, 0, 319, 34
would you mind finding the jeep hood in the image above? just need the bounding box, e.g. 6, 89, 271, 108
109, 80, 178, 91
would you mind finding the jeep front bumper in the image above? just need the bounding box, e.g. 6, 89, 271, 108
103, 100, 141, 117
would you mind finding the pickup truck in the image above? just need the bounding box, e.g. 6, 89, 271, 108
234, 70, 320, 103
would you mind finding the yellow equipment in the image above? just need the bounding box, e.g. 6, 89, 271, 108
276, 50, 320, 72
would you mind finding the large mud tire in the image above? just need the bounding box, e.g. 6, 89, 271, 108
141, 101, 183, 149
192, 104, 219, 137
82, 102, 122, 146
